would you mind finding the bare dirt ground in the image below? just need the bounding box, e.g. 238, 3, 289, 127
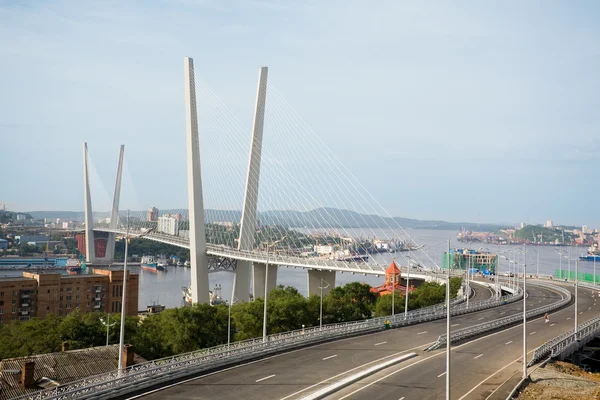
518, 361, 600, 400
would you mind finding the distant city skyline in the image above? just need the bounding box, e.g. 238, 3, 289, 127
2, 1, 600, 226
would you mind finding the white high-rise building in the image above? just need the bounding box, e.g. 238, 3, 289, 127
545, 220, 553, 228
582, 225, 589, 234
158, 215, 179, 236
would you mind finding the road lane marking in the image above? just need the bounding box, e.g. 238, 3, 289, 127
417, 331, 428, 335
500, 312, 505, 315
580, 312, 583, 315
256, 374, 275, 382
567, 317, 571, 320
399, 398, 405, 400
438, 372, 447, 378
530, 332, 536, 335
478, 317, 484, 320
451, 324, 460, 327
474, 354, 483, 359
505, 341, 513, 345
322, 355, 338, 360
281, 342, 434, 400
374, 341, 387, 346
550, 323, 556, 326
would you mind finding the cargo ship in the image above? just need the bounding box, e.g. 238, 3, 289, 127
141, 255, 165, 272
579, 244, 600, 262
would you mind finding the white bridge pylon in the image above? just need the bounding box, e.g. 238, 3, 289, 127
85, 57, 448, 304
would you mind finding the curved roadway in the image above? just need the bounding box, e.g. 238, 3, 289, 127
128, 282, 577, 400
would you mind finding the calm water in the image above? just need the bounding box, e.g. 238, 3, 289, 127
1, 229, 594, 309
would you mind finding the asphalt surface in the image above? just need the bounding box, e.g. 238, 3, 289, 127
327, 280, 596, 400
132, 281, 570, 400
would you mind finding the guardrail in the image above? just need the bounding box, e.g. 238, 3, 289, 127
528, 315, 600, 366
13, 281, 510, 400
427, 283, 571, 351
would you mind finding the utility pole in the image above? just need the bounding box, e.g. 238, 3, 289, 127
446, 239, 451, 400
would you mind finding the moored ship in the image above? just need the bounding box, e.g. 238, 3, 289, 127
579, 244, 600, 262
141, 255, 165, 272
182, 284, 226, 306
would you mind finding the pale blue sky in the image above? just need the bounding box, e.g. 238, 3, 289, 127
1, 0, 599, 226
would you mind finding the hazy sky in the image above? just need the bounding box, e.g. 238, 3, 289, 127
1, 1, 599, 227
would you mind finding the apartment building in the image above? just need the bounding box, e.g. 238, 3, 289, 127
0, 269, 138, 324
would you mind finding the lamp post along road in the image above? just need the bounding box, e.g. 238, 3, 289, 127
523, 245, 527, 379
117, 210, 130, 377
319, 278, 330, 329
100, 314, 117, 347
446, 239, 451, 400
262, 246, 269, 342
228, 274, 238, 347
575, 258, 579, 339
404, 256, 410, 319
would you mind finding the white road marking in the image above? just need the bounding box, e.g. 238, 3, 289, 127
580, 312, 583, 315
478, 317, 484, 320
399, 398, 405, 400
322, 355, 338, 360
500, 312, 505, 315
256, 374, 275, 382
530, 332, 536, 335
505, 341, 513, 345
374, 341, 387, 346
438, 372, 447, 378
474, 354, 483, 359
567, 317, 571, 320
550, 323, 556, 326
451, 324, 460, 327
417, 331, 428, 335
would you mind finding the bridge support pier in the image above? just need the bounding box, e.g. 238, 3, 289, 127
234, 260, 251, 302
307, 270, 336, 297
253, 263, 277, 300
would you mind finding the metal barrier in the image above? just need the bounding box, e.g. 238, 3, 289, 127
427, 283, 571, 351
528, 315, 600, 366
13, 282, 508, 400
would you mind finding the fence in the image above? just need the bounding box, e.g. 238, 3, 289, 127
427, 283, 572, 351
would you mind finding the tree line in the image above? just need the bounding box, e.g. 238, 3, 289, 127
0, 278, 461, 361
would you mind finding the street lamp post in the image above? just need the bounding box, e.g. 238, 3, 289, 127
522, 245, 527, 379
228, 274, 238, 347
404, 256, 410, 319
117, 211, 154, 377
319, 278, 330, 329
99, 313, 117, 346
262, 237, 286, 343
575, 258, 579, 340
262, 245, 269, 342
117, 210, 130, 377
445, 239, 451, 400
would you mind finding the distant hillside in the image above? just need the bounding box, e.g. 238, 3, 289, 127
26, 208, 505, 231
0, 210, 34, 222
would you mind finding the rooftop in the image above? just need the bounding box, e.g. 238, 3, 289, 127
0, 345, 146, 400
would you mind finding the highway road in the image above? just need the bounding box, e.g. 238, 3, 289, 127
130, 281, 568, 400
327, 280, 596, 400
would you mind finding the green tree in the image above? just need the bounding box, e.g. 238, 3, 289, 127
323, 282, 377, 323
373, 291, 404, 317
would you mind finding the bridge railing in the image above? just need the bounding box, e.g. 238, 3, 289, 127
13, 281, 511, 400
427, 282, 571, 351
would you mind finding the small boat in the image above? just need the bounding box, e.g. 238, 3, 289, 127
182, 284, 226, 306
184, 260, 190, 268
141, 255, 165, 272
157, 257, 169, 268
177, 261, 183, 267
